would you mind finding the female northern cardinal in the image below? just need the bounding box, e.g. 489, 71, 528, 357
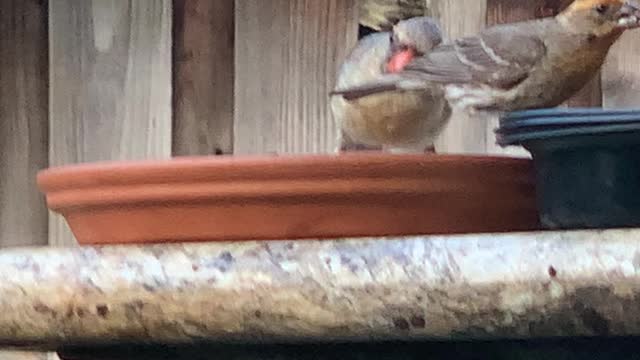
331, 16, 452, 153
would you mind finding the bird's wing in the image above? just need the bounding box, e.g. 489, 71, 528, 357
403, 27, 547, 90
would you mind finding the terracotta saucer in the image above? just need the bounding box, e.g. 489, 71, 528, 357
37, 153, 540, 245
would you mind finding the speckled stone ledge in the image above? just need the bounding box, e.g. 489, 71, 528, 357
2, 229, 640, 350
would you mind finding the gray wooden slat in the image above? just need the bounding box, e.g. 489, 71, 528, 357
173, 0, 234, 156
602, 33, 640, 109
233, 0, 359, 154
0, 0, 49, 249
48, 0, 173, 246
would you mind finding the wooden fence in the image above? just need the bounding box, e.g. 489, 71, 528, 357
0, 0, 639, 359
2, 0, 639, 247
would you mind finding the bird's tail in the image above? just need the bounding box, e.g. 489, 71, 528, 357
330, 76, 427, 101
330, 83, 401, 101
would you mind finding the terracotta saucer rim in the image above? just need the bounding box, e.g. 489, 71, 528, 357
44, 176, 537, 212
37, 153, 532, 193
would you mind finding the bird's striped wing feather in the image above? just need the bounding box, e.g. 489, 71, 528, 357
404, 27, 547, 90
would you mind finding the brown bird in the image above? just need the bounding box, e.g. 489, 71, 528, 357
332, 0, 640, 116
331, 16, 452, 153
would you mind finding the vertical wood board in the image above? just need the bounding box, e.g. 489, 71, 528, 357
0, 0, 49, 248
173, 0, 235, 156
602, 32, 640, 108
234, 0, 359, 154
0, 0, 50, 358
49, 0, 173, 246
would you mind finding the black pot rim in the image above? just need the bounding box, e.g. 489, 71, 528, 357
497, 124, 640, 146
496, 107, 640, 147
500, 107, 640, 121
498, 113, 640, 131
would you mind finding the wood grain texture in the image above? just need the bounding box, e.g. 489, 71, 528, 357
425, 0, 488, 155
173, 0, 234, 156
49, 0, 172, 246
0, 0, 53, 339
234, 0, 359, 154
602, 31, 640, 108
0, 2, 49, 357
0, 0, 48, 249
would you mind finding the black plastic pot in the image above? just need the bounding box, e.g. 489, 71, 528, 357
496, 108, 640, 230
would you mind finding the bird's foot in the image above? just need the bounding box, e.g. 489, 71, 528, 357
424, 145, 437, 154
382, 146, 433, 154
338, 142, 384, 154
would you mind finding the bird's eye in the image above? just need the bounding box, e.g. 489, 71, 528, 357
595, 4, 609, 14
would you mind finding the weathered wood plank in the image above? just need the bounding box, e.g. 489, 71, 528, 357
602, 32, 640, 109
0, 1, 51, 357
173, 0, 234, 156
425, 0, 488, 155
0, 0, 49, 250
49, 0, 172, 246
233, 0, 359, 154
